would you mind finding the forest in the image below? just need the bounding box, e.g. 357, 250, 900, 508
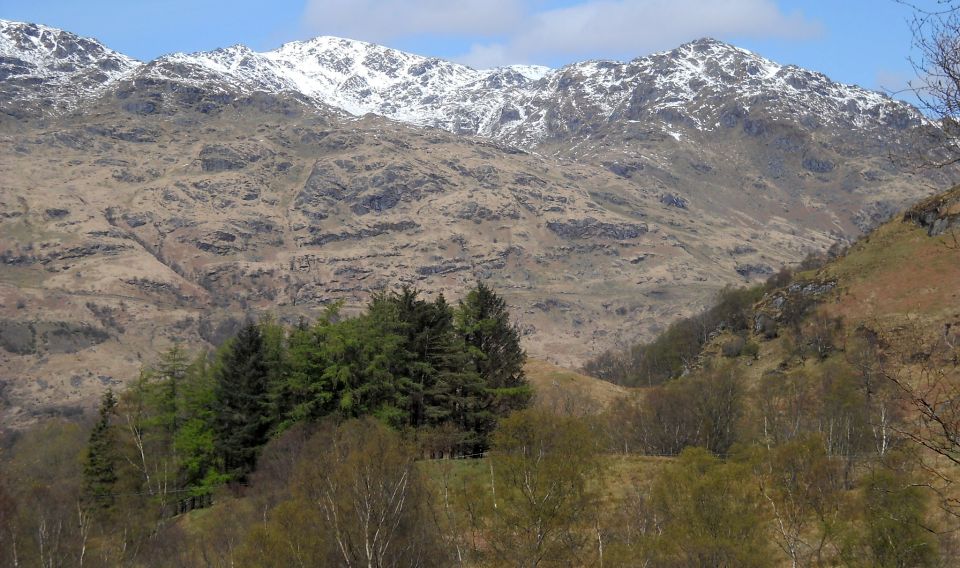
3, 237, 959, 567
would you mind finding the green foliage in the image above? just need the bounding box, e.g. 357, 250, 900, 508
214, 321, 273, 480
861, 468, 938, 567
71, 281, 528, 520
84, 388, 119, 509
457, 281, 531, 412
652, 448, 773, 567
270, 283, 526, 455
586, 284, 764, 386
173, 352, 222, 493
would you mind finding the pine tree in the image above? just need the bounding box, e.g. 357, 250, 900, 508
213, 321, 272, 480
174, 351, 222, 492
84, 389, 119, 509
456, 281, 531, 414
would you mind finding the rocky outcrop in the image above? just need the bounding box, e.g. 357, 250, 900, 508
660, 193, 688, 209
904, 185, 960, 237
547, 218, 647, 240
198, 143, 272, 172
752, 279, 838, 338
735, 263, 773, 278
304, 221, 420, 246
0, 319, 110, 355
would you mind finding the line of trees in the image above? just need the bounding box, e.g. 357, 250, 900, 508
2, 407, 940, 567
1, 282, 528, 564
584, 284, 766, 386
1, 270, 952, 566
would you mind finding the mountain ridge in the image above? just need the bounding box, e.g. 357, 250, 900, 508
0, 19, 921, 146
0, 18, 954, 427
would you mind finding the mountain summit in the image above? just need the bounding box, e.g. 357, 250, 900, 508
1, 20, 919, 146
0, 19, 139, 115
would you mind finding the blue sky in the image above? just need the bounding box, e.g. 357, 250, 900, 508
0, 0, 943, 100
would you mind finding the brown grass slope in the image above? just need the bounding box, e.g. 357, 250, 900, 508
525, 359, 630, 415
693, 185, 960, 435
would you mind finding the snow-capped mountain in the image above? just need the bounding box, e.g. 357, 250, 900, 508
134, 35, 553, 135
0, 19, 140, 115
491, 38, 922, 149
0, 19, 920, 150
134, 34, 921, 146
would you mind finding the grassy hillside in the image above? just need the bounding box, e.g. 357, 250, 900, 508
731, 185, 960, 384
525, 359, 631, 415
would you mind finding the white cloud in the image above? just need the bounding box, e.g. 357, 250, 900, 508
301, 0, 822, 67
459, 43, 514, 69
301, 0, 524, 42
875, 69, 912, 94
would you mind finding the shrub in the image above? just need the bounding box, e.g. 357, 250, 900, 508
722, 336, 746, 358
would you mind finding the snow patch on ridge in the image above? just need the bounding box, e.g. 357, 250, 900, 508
0, 19, 141, 111
0, 20, 924, 148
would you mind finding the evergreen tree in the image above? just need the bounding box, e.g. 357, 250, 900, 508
378, 287, 457, 428
84, 389, 119, 509
173, 350, 223, 493
275, 318, 336, 427
214, 321, 272, 480
456, 281, 531, 413
155, 344, 188, 434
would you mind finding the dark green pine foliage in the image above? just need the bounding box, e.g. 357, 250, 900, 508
428, 345, 493, 453
410, 292, 496, 451
274, 318, 335, 427
457, 281, 531, 414
363, 287, 500, 453
84, 389, 119, 509
374, 287, 455, 428
213, 321, 272, 480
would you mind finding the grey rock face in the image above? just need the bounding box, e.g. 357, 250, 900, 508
735, 264, 774, 278
903, 187, 960, 237
0, 320, 110, 355
304, 221, 420, 246
660, 193, 688, 209
546, 218, 647, 240
802, 157, 835, 173
199, 144, 263, 172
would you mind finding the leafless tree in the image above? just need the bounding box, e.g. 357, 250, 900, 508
878, 315, 960, 520
901, 0, 960, 167
293, 418, 444, 568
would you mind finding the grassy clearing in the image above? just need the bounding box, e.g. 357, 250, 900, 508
525, 358, 632, 413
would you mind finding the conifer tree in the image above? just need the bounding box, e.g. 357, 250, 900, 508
155, 344, 188, 434
214, 321, 272, 480
456, 281, 530, 413
84, 389, 119, 509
